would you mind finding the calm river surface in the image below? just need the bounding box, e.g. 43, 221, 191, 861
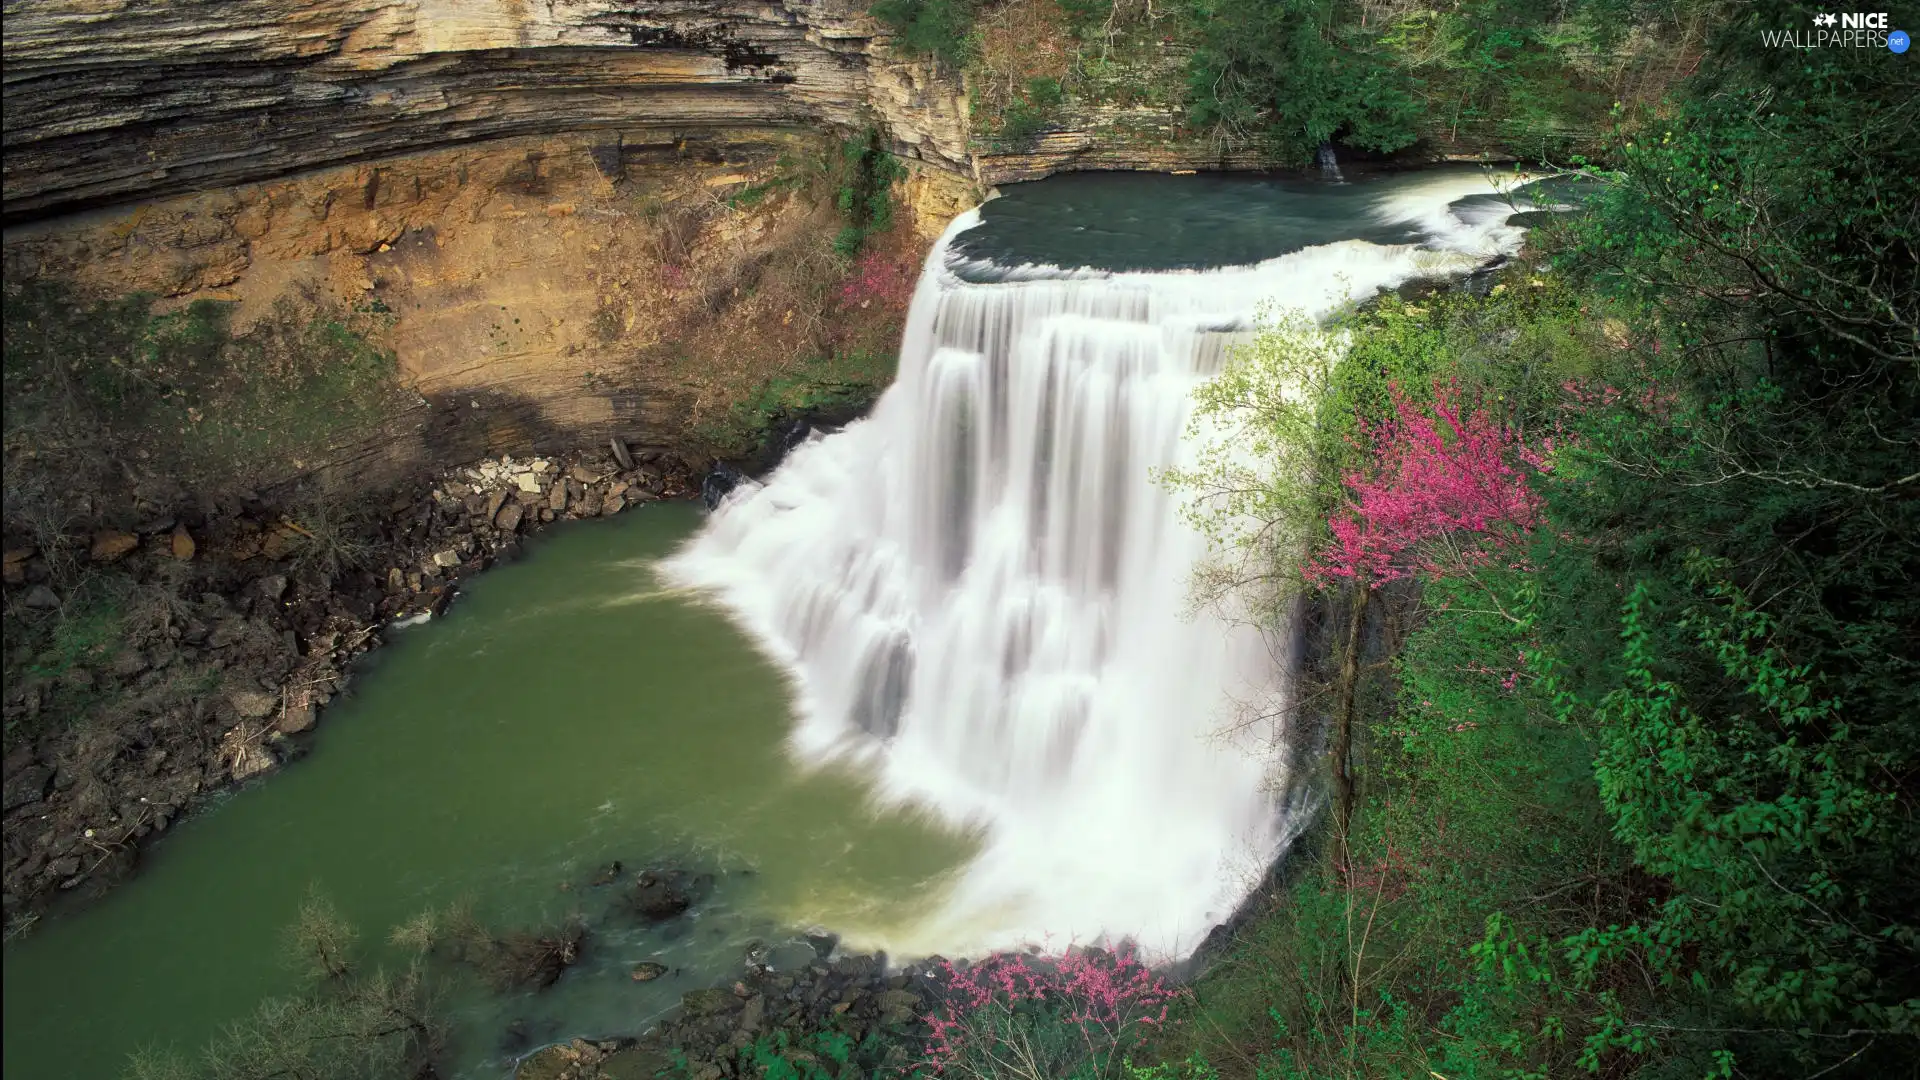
3, 503, 973, 1079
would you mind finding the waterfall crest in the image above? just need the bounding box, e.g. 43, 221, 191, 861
663, 172, 1536, 958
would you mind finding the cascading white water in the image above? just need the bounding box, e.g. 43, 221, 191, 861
663, 171, 1540, 959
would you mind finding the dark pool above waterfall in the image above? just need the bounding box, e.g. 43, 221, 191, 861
2, 504, 974, 1080
951, 166, 1585, 274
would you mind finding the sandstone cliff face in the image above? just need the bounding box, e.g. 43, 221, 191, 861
2, 0, 975, 224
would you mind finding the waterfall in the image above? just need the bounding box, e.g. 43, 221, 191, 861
662, 172, 1538, 959
1318, 142, 1345, 183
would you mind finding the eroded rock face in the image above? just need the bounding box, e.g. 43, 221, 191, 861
2, 0, 974, 224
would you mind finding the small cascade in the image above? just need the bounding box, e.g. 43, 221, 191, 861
1318, 142, 1345, 183
663, 171, 1538, 959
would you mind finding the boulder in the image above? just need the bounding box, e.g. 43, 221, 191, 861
610, 436, 636, 471
631, 962, 669, 982
23, 585, 59, 610
515, 472, 543, 493
229, 689, 278, 719
701, 464, 743, 510
277, 705, 317, 734
89, 531, 138, 562
547, 479, 569, 513
494, 502, 524, 533
111, 649, 150, 677
170, 527, 196, 560
2, 547, 31, 584
630, 873, 692, 921
805, 929, 839, 960
228, 742, 276, 781
680, 988, 740, 1016
3, 766, 50, 811
874, 989, 921, 1025
431, 549, 460, 569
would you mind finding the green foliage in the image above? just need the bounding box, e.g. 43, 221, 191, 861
695, 350, 899, 458
998, 76, 1066, 148
1, 280, 407, 514
737, 1029, 856, 1080
870, 0, 976, 65
832, 130, 907, 257
1153, 6, 1918, 1077
1182, 0, 1420, 163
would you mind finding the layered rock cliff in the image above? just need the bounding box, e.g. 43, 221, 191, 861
2, 0, 974, 225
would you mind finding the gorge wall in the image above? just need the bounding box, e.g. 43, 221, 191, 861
3, 0, 993, 486
1, 0, 975, 224
1, 0, 1405, 480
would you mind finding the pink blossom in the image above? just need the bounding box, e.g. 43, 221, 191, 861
1306, 382, 1547, 587
838, 251, 914, 310
921, 947, 1183, 1074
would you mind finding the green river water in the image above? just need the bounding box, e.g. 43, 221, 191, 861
3, 502, 974, 1079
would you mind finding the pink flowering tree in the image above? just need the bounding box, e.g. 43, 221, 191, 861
1306, 381, 1548, 590
838, 250, 915, 311
1300, 380, 1551, 877
921, 948, 1182, 1080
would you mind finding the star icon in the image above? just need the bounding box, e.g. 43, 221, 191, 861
1814, 12, 1838, 26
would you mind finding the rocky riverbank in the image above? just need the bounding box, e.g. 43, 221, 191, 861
1, 442, 700, 928
516, 943, 940, 1080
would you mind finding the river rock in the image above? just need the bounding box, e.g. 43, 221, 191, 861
631, 962, 668, 982
700, 465, 742, 510
228, 742, 276, 781
2, 548, 30, 584
431, 549, 460, 569
229, 689, 277, 719
874, 988, 921, 1024
277, 705, 316, 734
630, 872, 692, 921
170, 526, 196, 560
495, 501, 524, 533
680, 988, 740, 1016
3, 766, 50, 811
548, 479, 569, 513
89, 531, 138, 562
23, 585, 60, 610
515, 471, 543, 493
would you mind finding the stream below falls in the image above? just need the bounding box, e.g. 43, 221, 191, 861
3, 505, 974, 1079
2, 167, 1575, 1079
